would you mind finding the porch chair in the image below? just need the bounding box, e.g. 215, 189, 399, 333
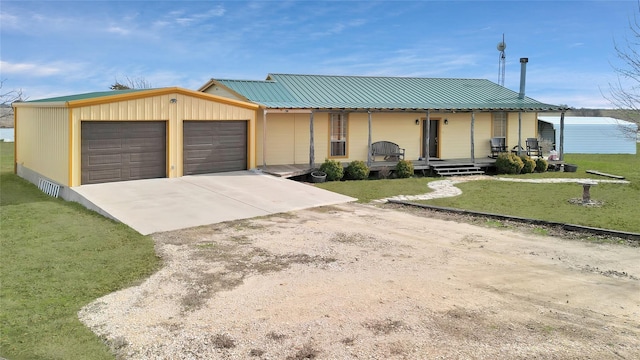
525, 138, 543, 158
489, 137, 507, 158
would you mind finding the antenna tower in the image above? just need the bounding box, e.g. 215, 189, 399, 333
497, 34, 506, 86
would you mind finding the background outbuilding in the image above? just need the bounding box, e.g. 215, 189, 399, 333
538, 116, 637, 154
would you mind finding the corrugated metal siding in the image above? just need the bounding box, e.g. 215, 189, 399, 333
16, 107, 69, 184
439, 114, 471, 159
506, 112, 537, 150
71, 92, 256, 185
557, 124, 636, 154
202, 86, 246, 101
313, 115, 329, 164
370, 113, 420, 160
538, 116, 637, 154
346, 114, 368, 161
293, 114, 310, 164
473, 113, 493, 158
265, 115, 295, 165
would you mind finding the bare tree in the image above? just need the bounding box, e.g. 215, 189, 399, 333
1, 79, 26, 127
110, 76, 152, 90
607, 2, 640, 139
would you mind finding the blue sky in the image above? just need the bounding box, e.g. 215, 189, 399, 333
1, 0, 638, 108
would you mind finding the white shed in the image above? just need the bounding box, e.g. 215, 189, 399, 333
538, 116, 637, 154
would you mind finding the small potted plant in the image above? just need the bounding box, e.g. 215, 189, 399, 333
310, 170, 327, 183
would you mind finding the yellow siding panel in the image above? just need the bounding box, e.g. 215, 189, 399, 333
16, 107, 69, 185
69, 92, 256, 184
314, 114, 329, 164
438, 113, 471, 159
256, 111, 265, 165
265, 114, 295, 165
368, 113, 422, 160
293, 114, 311, 164
203, 86, 246, 101
506, 112, 537, 150
473, 113, 493, 158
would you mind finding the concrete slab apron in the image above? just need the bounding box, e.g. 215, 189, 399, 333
71, 171, 355, 235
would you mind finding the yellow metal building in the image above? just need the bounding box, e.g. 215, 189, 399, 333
13, 87, 258, 198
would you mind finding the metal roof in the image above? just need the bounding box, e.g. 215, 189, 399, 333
15, 87, 260, 110
25, 89, 147, 103
213, 73, 562, 111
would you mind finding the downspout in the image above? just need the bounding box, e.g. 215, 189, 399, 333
367, 110, 372, 167
69, 108, 74, 186
470, 111, 475, 162
12, 106, 17, 174
559, 110, 565, 161
262, 109, 267, 167
309, 110, 315, 169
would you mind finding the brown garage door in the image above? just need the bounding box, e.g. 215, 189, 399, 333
183, 121, 247, 175
81, 121, 166, 184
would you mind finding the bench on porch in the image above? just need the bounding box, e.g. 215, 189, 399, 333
371, 141, 405, 161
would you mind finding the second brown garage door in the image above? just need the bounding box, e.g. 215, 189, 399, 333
183, 121, 247, 175
81, 121, 167, 184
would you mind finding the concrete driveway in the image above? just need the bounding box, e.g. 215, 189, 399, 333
70, 171, 355, 235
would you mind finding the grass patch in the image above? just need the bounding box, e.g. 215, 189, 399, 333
0, 143, 160, 359
315, 146, 640, 233
316, 177, 433, 203
422, 180, 640, 232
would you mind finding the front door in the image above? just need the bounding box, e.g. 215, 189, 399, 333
422, 119, 439, 158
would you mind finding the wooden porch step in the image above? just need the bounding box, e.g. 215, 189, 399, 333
430, 162, 476, 169
432, 165, 484, 177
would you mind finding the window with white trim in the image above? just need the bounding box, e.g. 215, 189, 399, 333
493, 112, 507, 138
330, 113, 348, 157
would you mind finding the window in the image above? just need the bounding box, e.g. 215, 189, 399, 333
330, 113, 348, 157
493, 112, 507, 138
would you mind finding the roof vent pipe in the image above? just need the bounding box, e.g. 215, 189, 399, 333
518, 57, 528, 99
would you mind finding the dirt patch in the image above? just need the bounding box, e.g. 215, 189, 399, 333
79, 203, 640, 359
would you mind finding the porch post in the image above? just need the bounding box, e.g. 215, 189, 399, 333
518, 111, 522, 156
470, 111, 475, 162
262, 109, 267, 167
559, 111, 565, 161
367, 110, 372, 166
425, 109, 430, 167
310, 110, 315, 168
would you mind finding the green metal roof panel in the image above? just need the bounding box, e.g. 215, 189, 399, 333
214, 79, 294, 103
26, 89, 147, 103
215, 74, 561, 111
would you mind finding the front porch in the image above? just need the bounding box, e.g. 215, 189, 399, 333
258, 158, 499, 178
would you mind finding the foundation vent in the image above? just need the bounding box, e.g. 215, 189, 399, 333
38, 178, 60, 198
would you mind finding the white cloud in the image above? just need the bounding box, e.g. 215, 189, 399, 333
0, 60, 61, 77
160, 5, 226, 27
107, 26, 131, 36
0, 11, 19, 28
311, 18, 366, 37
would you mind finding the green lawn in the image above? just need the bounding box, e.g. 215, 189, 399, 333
318, 144, 640, 233
0, 142, 160, 359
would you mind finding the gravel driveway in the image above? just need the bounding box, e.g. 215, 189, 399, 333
79, 203, 640, 359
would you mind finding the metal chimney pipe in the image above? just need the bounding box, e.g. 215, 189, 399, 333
518, 57, 528, 99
